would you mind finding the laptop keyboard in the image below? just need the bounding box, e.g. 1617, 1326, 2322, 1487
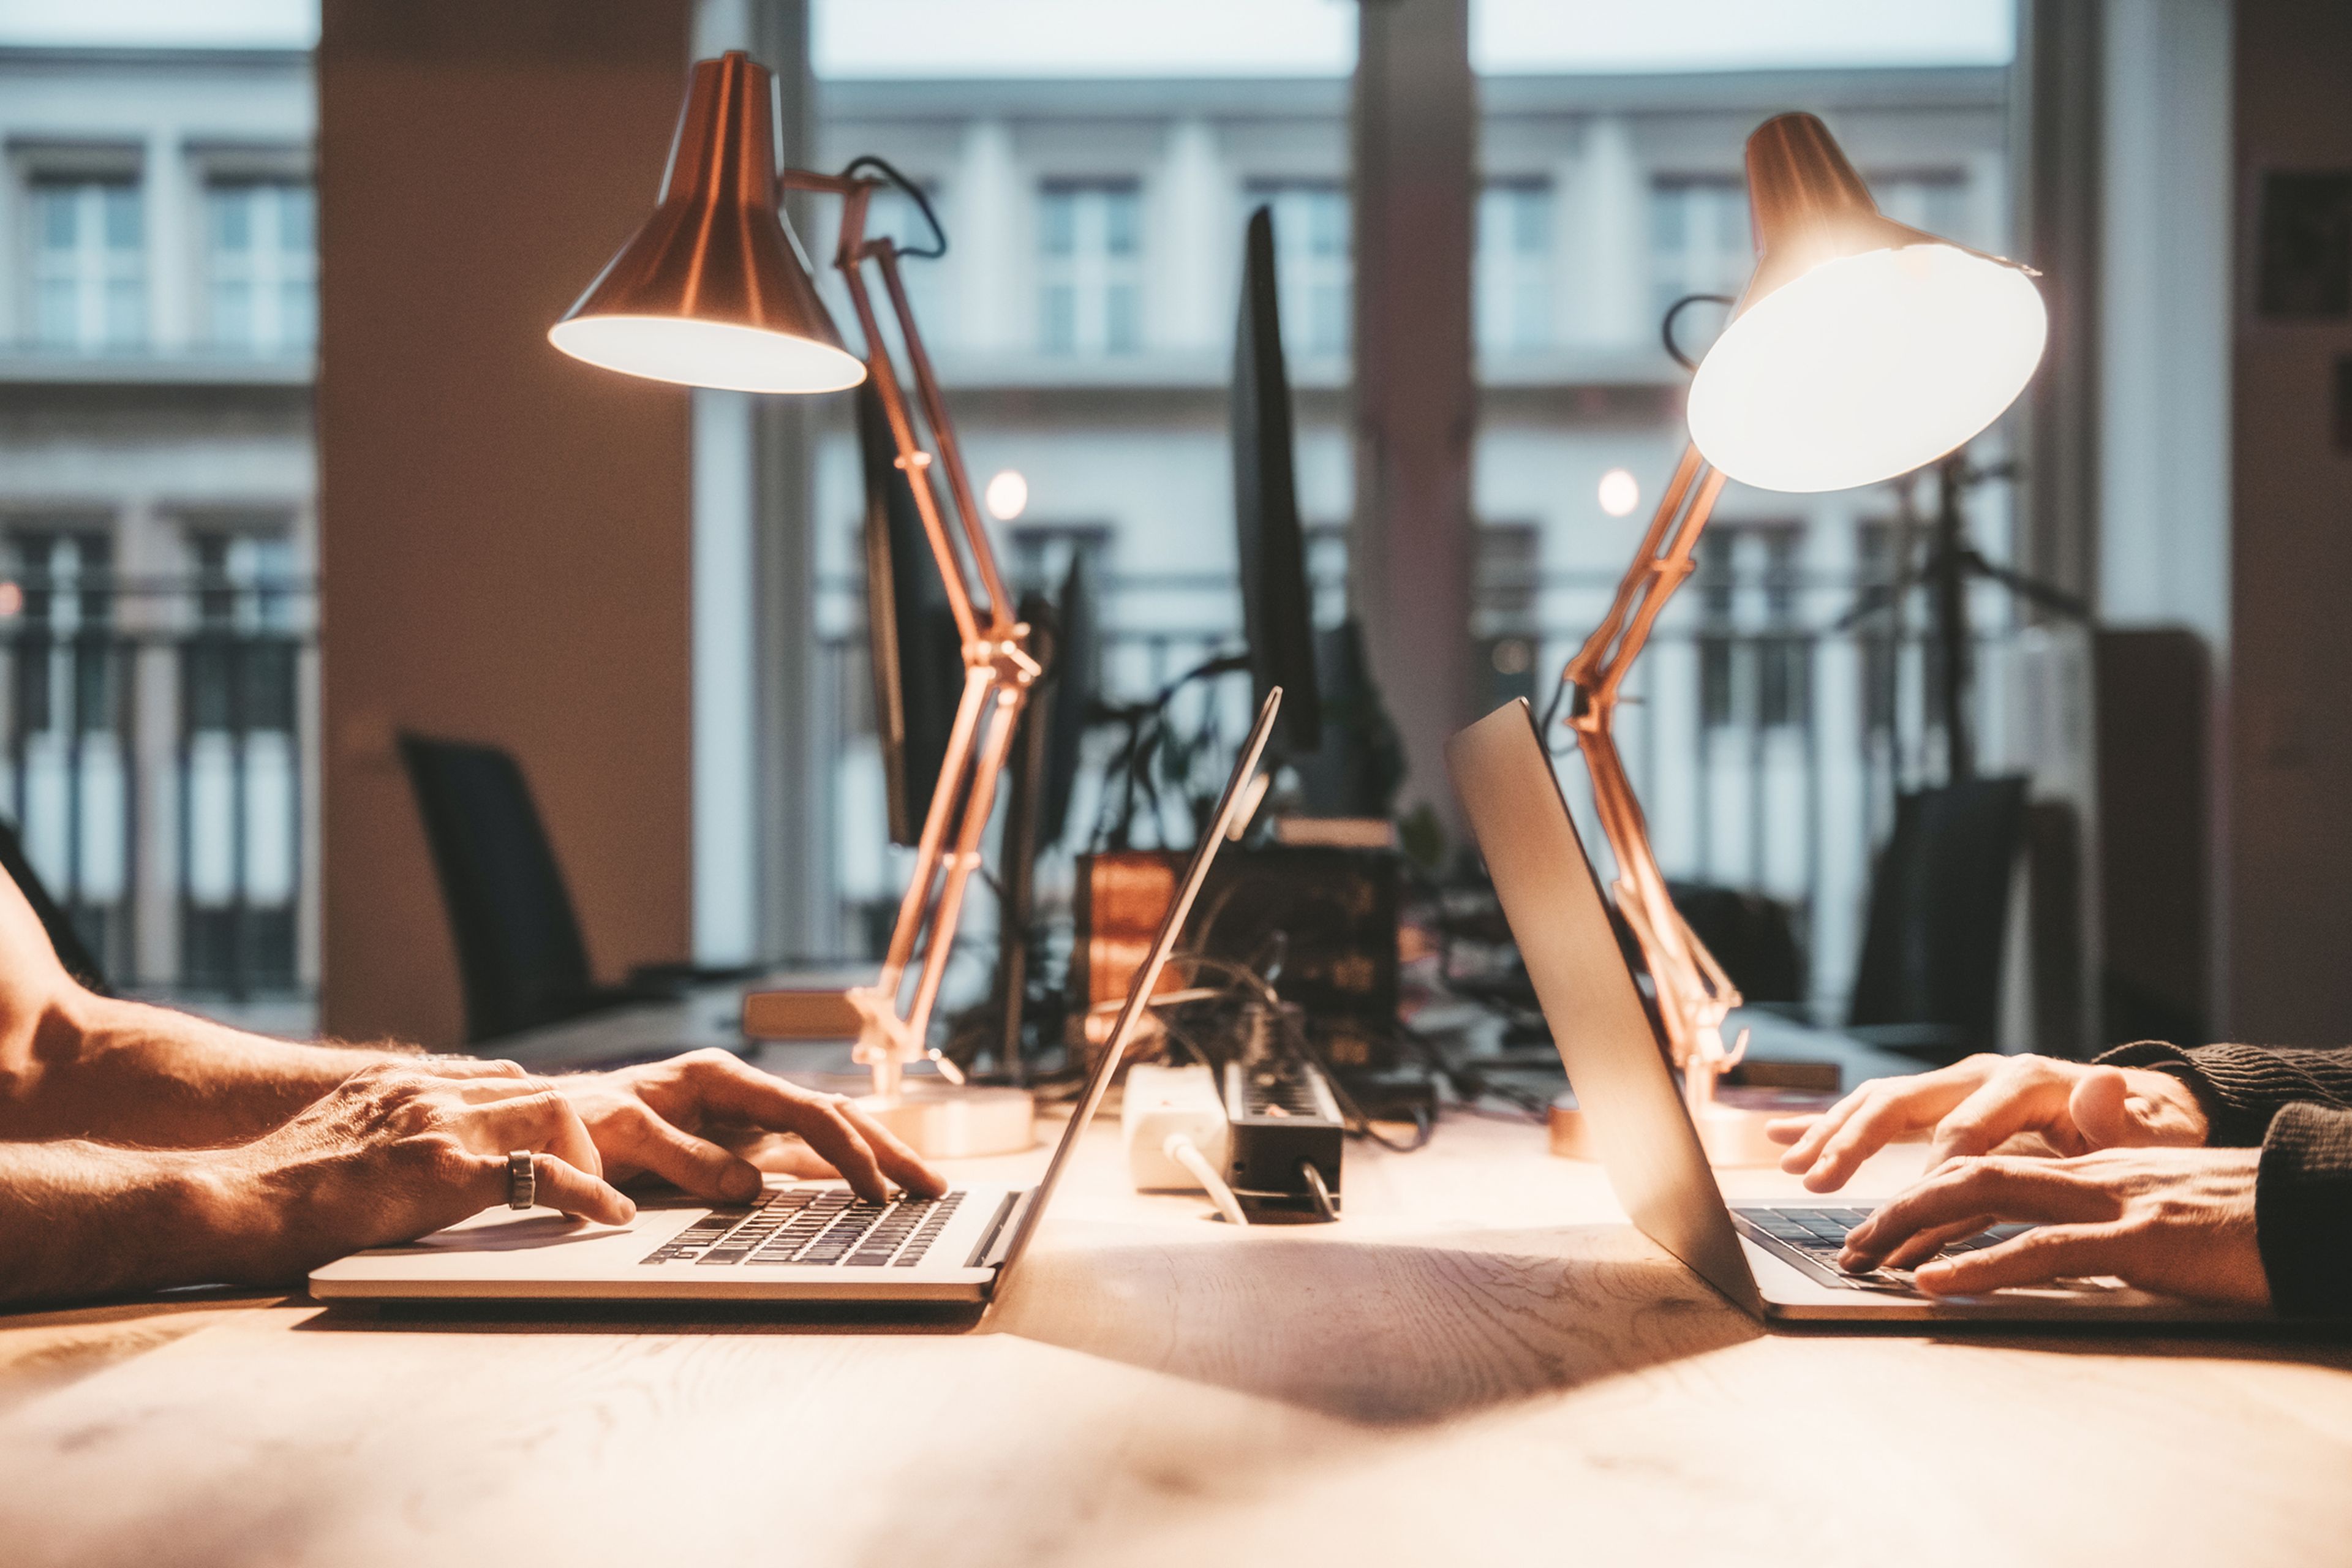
1732, 1205, 2035, 1291
641, 1188, 967, 1268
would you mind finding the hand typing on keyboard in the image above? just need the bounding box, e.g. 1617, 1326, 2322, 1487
1836, 1147, 2269, 1305
1762, 1052, 2210, 1194
552, 1049, 947, 1206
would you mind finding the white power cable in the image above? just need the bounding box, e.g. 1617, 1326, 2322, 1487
1164, 1133, 1249, 1227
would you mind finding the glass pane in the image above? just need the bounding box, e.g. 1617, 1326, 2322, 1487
1477, 0, 2015, 1016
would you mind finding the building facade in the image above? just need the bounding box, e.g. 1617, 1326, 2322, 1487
0, 42, 2020, 1021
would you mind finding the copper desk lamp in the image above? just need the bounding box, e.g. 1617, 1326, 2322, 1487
552, 51, 1036, 1156
1548, 113, 2046, 1165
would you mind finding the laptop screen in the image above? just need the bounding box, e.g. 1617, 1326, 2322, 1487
994, 687, 1284, 1276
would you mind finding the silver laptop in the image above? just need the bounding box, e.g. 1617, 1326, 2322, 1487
1447, 699, 2269, 1325
311, 689, 1283, 1308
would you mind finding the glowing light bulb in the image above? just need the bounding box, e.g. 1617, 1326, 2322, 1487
1597, 467, 1641, 518
984, 469, 1029, 522
1687, 245, 2046, 494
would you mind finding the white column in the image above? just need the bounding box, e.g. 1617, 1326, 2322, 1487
956, 119, 1019, 352
1156, 117, 1224, 353
146, 130, 194, 352
1562, 115, 1644, 348
692, 389, 758, 964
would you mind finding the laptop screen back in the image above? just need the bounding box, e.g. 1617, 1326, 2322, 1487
1445, 700, 1762, 1314
995, 687, 1284, 1278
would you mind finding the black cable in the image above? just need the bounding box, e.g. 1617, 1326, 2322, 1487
1660, 292, 1736, 371
840, 154, 948, 260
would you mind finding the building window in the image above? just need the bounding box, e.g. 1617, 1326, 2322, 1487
29, 178, 145, 353
206, 181, 316, 355
1698, 522, 1809, 731
1873, 170, 1972, 248
1248, 182, 1349, 358
180, 528, 303, 995
1038, 180, 1142, 355
1477, 179, 1551, 355
1649, 175, 1750, 342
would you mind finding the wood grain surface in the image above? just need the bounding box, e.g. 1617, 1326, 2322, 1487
2, 1105, 2349, 1567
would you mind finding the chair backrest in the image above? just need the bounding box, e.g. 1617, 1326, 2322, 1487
397, 732, 595, 1043
0, 815, 107, 994
1848, 774, 2029, 1055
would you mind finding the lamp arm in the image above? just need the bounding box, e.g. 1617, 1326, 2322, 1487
1548, 440, 1744, 1098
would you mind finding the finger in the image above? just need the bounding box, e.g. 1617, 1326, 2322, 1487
2070, 1068, 2207, 1149
412, 1055, 530, 1080
1928, 1063, 2075, 1164
450, 1076, 568, 1104
614, 1107, 764, 1204
837, 1099, 949, 1197
1765, 1114, 1820, 1147
1869, 1214, 1996, 1272
1844, 1158, 2105, 1262
1913, 1223, 2123, 1295
458, 1088, 607, 1179
1803, 1083, 1959, 1191
1773, 1085, 1872, 1169
674, 1058, 933, 1201
511, 1151, 636, 1226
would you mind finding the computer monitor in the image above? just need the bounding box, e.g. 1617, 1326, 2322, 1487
858, 379, 965, 849
1039, 548, 1098, 848
1232, 205, 1322, 755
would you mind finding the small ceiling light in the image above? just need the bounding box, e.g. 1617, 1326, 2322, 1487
1597, 467, 1641, 518
984, 469, 1029, 522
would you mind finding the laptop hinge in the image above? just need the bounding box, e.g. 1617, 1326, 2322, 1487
968, 1190, 1025, 1270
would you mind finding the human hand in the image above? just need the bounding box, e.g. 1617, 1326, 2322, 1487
556, 1049, 948, 1205
225, 1061, 635, 1274
1837, 1146, 2267, 1305
1765, 1053, 2209, 1193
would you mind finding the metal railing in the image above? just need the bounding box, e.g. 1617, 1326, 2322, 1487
811, 567, 2065, 1022
0, 575, 317, 1003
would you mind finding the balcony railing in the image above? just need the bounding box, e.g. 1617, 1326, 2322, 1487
0, 575, 317, 1006
812, 567, 2068, 1023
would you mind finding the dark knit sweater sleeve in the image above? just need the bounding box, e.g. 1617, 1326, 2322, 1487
2256, 1104, 2352, 1316
2094, 1039, 2352, 1146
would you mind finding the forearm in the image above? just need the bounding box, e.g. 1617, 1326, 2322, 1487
0, 1140, 279, 1308
2256, 1103, 2352, 1316
0, 994, 421, 1147
2097, 1039, 2352, 1145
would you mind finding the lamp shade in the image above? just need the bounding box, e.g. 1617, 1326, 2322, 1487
549, 51, 865, 395
1685, 113, 2045, 494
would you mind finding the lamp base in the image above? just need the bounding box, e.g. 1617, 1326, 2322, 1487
856, 1083, 1036, 1160
1548, 1085, 1834, 1169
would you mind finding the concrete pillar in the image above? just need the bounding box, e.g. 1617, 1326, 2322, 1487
956, 119, 1019, 352
145, 129, 193, 352
1563, 115, 1645, 348
1351, 0, 1477, 835
1156, 117, 1225, 353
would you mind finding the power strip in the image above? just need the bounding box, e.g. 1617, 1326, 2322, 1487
1122, 1063, 1248, 1226
1221, 1058, 1344, 1219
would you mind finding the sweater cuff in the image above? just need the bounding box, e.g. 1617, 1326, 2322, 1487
2257, 1103, 2352, 1317
2094, 1039, 2342, 1147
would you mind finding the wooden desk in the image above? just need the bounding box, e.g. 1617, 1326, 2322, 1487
4, 1035, 2350, 1565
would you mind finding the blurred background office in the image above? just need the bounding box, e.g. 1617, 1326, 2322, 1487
0, 1, 2320, 1069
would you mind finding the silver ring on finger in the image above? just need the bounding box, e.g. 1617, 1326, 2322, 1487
507, 1150, 537, 1210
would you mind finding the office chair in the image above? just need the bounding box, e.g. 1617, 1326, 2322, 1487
1847, 774, 2029, 1062
399, 733, 756, 1044
0, 814, 108, 994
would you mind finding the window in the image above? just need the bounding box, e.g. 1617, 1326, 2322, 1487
1474, 521, 1541, 707
181, 528, 303, 994
1698, 522, 1808, 731
29, 178, 145, 352
1038, 180, 1142, 355
1248, 181, 1349, 358
1874, 170, 1972, 249
1476, 180, 1551, 355
206, 181, 315, 355
1648, 175, 1750, 341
